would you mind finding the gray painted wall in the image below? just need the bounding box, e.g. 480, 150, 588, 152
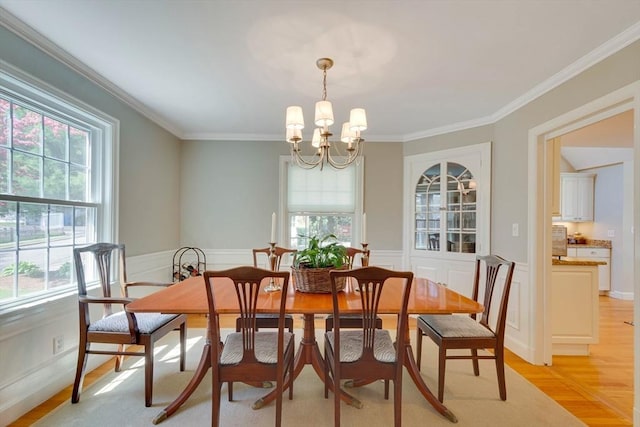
0, 25, 182, 256
179, 139, 404, 250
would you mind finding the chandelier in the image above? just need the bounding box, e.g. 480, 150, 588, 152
285, 58, 366, 170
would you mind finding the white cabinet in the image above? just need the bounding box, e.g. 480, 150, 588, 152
567, 247, 611, 291
560, 173, 594, 222
551, 264, 599, 355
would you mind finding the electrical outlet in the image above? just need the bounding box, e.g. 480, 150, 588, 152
53, 335, 64, 354
607, 229, 615, 237
512, 223, 519, 237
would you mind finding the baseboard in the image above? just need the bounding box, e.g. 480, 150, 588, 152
608, 290, 634, 300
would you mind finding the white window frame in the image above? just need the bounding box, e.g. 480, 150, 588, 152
0, 63, 118, 313
278, 156, 364, 248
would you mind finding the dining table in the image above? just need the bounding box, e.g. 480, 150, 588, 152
125, 274, 483, 424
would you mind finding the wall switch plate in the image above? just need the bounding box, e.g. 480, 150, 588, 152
607, 229, 615, 237
53, 335, 64, 354
512, 223, 519, 237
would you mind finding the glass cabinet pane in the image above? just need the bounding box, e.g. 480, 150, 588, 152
415, 161, 477, 254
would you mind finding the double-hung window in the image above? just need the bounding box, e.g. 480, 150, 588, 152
282, 158, 364, 249
0, 67, 117, 311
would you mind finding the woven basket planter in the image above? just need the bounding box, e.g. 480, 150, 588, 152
291, 265, 347, 293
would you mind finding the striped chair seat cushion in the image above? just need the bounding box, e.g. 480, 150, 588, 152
221, 331, 294, 365
88, 311, 179, 334
326, 329, 396, 363
418, 314, 495, 338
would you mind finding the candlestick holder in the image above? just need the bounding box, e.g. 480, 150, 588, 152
264, 242, 281, 292
361, 243, 370, 267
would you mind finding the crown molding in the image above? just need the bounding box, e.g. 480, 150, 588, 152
2, 7, 638, 144
403, 21, 640, 143
490, 21, 640, 124
0, 7, 185, 139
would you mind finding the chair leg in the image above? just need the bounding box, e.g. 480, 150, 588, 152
384, 379, 390, 399
415, 327, 423, 371
178, 321, 186, 371
471, 349, 480, 376
212, 367, 222, 427
145, 344, 154, 407
495, 348, 507, 400
333, 363, 341, 427
228, 382, 234, 401
115, 344, 124, 372
71, 340, 89, 403
437, 346, 447, 403
393, 378, 402, 427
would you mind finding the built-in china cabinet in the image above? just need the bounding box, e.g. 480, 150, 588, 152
404, 142, 491, 295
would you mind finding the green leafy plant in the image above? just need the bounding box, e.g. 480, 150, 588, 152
293, 234, 349, 269
1, 261, 43, 277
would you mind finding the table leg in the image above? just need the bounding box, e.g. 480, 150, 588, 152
252, 314, 362, 410
152, 339, 212, 424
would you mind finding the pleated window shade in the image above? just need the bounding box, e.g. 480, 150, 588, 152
287, 164, 356, 213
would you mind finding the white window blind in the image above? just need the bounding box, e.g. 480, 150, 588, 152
287, 164, 356, 213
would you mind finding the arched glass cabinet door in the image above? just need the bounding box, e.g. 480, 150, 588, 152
415, 161, 476, 254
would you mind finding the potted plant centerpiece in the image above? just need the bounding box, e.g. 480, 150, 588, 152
292, 234, 350, 293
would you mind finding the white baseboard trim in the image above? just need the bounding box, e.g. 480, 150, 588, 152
608, 290, 634, 300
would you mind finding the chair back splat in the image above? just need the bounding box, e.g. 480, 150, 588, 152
324, 247, 382, 332
415, 254, 515, 403
203, 267, 295, 427
71, 243, 186, 407
234, 247, 297, 333
324, 266, 414, 427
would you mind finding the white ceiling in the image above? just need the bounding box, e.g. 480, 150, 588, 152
1, 0, 639, 142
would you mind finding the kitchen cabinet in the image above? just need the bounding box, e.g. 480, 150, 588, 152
567, 246, 610, 291
551, 263, 599, 355
560, 173, 594, 221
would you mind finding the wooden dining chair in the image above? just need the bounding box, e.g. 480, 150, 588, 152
324, 247, 383, 332
324, 266, 414, 427
234, 247, 297, 333
71, 243, 186, 407
415, 254, 515, 402
204, 267, 295, 427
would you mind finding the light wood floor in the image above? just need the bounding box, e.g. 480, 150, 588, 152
9, 296, 633, 426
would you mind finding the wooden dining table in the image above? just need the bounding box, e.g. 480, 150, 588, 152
126, 274, 483, 424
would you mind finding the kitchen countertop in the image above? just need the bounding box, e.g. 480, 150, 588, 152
552, 258, 607, 266
567, 239, 611, 249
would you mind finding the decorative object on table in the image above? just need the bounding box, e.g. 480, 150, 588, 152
285, 57, 367, 170
172, 247, 206, 282
291, 234, 349, 293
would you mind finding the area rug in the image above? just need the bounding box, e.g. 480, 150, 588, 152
35, 329, 585, 426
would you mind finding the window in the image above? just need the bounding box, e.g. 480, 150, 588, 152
0, 66, 117, 311
281, 158, 364, 250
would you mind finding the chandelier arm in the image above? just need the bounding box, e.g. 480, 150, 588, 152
324, 138, 364, 168
291, 145, 327, 169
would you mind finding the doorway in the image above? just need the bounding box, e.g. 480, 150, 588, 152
527, 81, 639, 418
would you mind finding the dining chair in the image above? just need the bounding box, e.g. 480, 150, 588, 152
415, 254, 515, 402
324, 247, 383, 332
71, 243, 186, 407
234, 247, 297, 333
204, 267, 295, 427
324, 266, 414, 427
